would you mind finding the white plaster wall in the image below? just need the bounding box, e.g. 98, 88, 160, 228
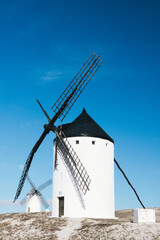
26, 194, 41, 213
52, 136, 115, 218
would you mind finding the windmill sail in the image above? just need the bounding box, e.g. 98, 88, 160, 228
14, 52, 102, 202
37, 194, 49, 209
27, 176, 36, 190
37, 179, 52, 192
51, 52, 103, 121
55, 129, 91, 194
14, 130, 49, 202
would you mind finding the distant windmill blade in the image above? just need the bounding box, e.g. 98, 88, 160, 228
55, 129, 91, 194
20, 188, 36, 206
37, 192, 49, 209
37, 179, 52, 192
27, 176, 36, 190
51, 52, 103, 121
28, 187, 37, 196
20, 196, 27, 206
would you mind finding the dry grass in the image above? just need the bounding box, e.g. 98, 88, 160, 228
0, 212, 66, 240
0, 208, 160, 239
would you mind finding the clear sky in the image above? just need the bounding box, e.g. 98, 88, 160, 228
0, 0, 160, 213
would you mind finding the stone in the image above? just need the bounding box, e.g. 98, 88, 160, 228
133, 209, 155, 223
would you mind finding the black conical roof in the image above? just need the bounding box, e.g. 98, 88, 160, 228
59, 108, 114, 143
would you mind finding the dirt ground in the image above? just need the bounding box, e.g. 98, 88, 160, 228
0, 208, 160, 240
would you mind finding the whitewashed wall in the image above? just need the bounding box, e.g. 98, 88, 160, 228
52, 136, 115, 218
26, 194, 41, 213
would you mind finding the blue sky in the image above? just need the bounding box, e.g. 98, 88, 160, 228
0, 0, 160, 213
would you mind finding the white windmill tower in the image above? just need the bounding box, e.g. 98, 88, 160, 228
52, 108, 115, 218
20, 176, 52, 213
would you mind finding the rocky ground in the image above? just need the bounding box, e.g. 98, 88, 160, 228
0, 208, 160, 240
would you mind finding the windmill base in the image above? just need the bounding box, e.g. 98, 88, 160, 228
133, 209, 155, 223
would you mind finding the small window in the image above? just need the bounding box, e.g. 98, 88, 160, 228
106, 143, 108, 146
76, 140, 79, 144
92, 141, 95, 145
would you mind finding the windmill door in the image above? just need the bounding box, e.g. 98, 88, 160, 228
58, 197, 64, 217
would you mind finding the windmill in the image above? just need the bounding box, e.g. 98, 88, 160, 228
20, 176, 52, 213
52, 107, 145, 218
14, 51, 145, 219
14, 52, 103, 206
52, 108, 115, 218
